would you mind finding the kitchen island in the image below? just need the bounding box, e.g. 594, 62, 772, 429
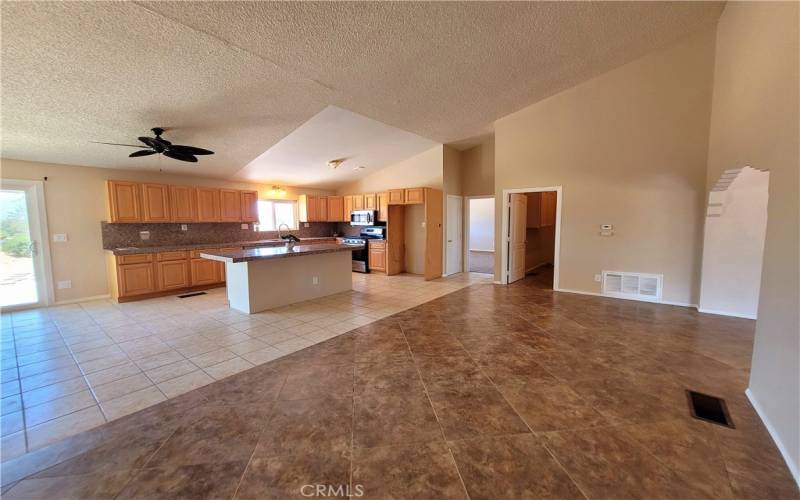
200, 242, 363, 314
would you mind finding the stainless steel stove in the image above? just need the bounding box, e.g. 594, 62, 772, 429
346, 226, 384, 273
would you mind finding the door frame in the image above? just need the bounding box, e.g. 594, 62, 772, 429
1, 179, 55, 309
463, 195, 495, 275
500, 186, 562, 288
444, 195, 463, 276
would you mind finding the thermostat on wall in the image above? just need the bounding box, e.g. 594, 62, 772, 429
599, 224, 614, 237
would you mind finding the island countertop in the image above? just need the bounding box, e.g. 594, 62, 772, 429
200, 242, 364, 263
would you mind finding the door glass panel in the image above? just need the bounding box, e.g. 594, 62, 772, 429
0, 189, 38, 306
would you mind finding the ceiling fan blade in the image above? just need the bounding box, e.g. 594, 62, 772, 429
169, 145, 214, 155
129, 150, 157, 158
90, 141, 143, 148
138, 136, 161, 149
163, 150, 198, 163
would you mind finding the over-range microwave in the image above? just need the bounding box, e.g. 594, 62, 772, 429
350, 210, 376, 226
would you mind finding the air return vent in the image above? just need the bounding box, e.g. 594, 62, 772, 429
602, 271, 663, 302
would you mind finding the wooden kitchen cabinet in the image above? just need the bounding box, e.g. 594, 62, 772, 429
387, 189, 405, 205
343, 195, 354, 219
117, 253, 152, 265
191, 258, 220, 285
327, 196, 344, 222
363, 193, 376, 210
525, 191, 557, 228
240, 190, 259, 222
157, 260, 189, 290
377, 192, 389, 222
220, 189, 242, 221
140, 183, 170, 222
157, 250, 187, 261
170, 185, 197, 222
107, 180, 142, 222
196, 188, 221, 222
351, 194, 365, 211
368, 240, 386, 272
118, 262, 156, 297
317, 196, 328, 222
405, 188, 425, 205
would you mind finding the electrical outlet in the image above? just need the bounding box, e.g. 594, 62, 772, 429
312, 276, 319, 285
304, 222, 310, 228
180, 224, 188, 231
52, 233, 68, 242
139, 231, 150, 240
594, 274, 602, 282
57, 280, 72, 289
241, 223, 249, 229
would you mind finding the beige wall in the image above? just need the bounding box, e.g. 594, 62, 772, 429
493, 29, 716, 304
0, 158, 331, 303
707, 2, 799, 477
461, 138, 495, 196
442, 146, 462, 197
336, 145, 443, 195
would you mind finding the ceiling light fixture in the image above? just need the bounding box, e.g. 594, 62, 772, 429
269, 185, 287, 196
327, 158, 345, 169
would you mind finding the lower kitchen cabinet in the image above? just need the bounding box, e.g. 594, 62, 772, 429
157, 260, 190, 290
368, 241, 386, 272
118, 263, 156, 297
191, 258, 220, 286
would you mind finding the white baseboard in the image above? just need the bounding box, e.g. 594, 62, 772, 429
697, 308, 757, 320
554, 287, 697, 308
54, 294, 111, 306
745, 388, 800, 486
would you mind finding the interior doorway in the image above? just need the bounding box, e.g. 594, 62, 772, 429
445, 195, 463, 276
465, 196, 495, 274
0, 179, 54, 309
502, 187, 562, 287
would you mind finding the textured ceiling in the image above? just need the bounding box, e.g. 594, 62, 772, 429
1, 1, 724, 185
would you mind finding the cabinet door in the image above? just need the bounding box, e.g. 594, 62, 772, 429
118, 263, 156, 297
140, 183, 170, 222
363, 193, 376, 210
220, 189, 242, 221
352, 194, 364, 210
317, 197, 328, 222
157, 260, 189, 290
170, 185, 197, 222
405, 188, 425, 205
196, 188, 221, 222
107, 181, 141, 222
241, 191, 259, 222
327, 196, 344, 222
540, 191, 557, 226
377, 192, 389, 222
369, 248, 386, 272
191, 258, 220, 285
387, 189, 405, 205
343, 196, 354, 218
307, 196, 319, 222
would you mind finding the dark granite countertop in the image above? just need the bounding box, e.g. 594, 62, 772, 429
200, 242, 364, 263
106, 237, 341, 255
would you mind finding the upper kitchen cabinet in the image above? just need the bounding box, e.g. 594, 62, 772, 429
299, 194, 331, 222
388, 189, 405, 205
351, 194, 365, 211
140, 183, 171, 222
363, 193, 376, 210
377, 192, 389, 222
196, 187, 221, 222
317, 196, 328, 221
343, 195, 354, 218
327, 196, 344, 222
220, 189, 242, 221
170, 185, 197, 222
240, 190, 259, 222
405, 188, 425, 205
107, 180, 142, 222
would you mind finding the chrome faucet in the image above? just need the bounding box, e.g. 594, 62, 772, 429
278, 223, 300, 242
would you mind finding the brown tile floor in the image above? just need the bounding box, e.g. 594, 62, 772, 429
2, 273, 798, 499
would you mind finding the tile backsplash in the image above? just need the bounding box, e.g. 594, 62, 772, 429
101, 222, 339, 249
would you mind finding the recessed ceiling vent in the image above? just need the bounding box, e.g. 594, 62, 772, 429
602, 271, 663, 302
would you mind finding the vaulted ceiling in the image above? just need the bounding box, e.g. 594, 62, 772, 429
1, 1, 724, 186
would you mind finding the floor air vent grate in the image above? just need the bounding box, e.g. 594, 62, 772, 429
178, 291, 207, 299
686, 390, 734, 428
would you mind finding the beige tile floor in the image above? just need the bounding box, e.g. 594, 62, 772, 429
1, 272, 491, 461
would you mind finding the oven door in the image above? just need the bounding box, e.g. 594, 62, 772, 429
351, 245, 368, 273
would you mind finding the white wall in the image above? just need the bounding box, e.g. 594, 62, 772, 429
699, 167, 769, 318
469, 197, 495, 252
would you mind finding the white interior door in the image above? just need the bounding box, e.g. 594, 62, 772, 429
446, 195, 463, 275
508, 193, 527, 283
1, 180, 53, 309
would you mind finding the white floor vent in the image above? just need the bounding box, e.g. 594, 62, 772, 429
602, 271, 663, 302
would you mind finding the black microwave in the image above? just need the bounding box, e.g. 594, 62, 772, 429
350, 210, 376, 226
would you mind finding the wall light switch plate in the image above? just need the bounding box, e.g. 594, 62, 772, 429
52, 233, 68, 242
594, 274, 602, 282
57, 280, 72, 289
304, 223, 310, 228
312, 276, 319, 285
180, 224, 188, 231
241, 223, 249, 229
139, 231, 150, 240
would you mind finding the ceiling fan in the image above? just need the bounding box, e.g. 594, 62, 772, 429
93, 127, 214, 163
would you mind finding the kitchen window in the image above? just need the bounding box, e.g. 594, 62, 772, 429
257, 200, 298, 231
